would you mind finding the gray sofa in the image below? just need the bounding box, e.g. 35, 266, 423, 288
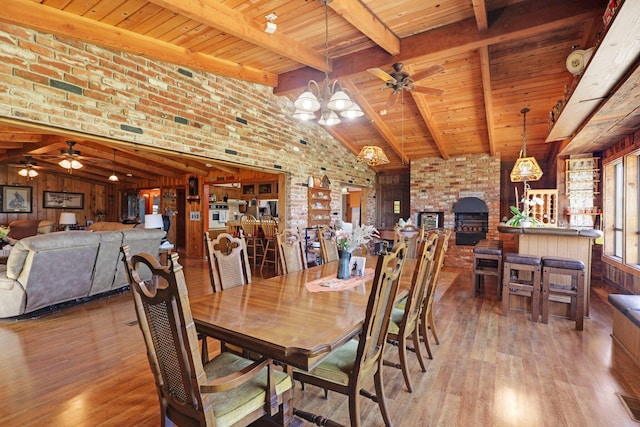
0, 228, 164, 318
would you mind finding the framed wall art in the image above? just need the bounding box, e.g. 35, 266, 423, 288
43, 191, 84, 209
1, 186, 33, 213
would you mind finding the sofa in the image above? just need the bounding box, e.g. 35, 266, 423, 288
87, 222, 136, 231
0, 228, 165, 318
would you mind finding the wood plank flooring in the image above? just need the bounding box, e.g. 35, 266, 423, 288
0, 256, 639, 426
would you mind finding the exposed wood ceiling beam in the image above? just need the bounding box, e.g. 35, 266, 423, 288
478, 46, 497, 157
472, 0, 488, 31
340, 80, 409, 164
2, 0, 277, 87
328, 0, 400, 56
148, 0, 330, 73
275, 0, 603, 95
405, 65, 449, 160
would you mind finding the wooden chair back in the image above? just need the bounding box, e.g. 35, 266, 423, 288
260, 216, 278, 239
357, 243, 407, 370
402, 232, 439, 333
276, 229, 307, 274
394, 224, 421, 258
240, 214, 259, 237
204, 232, 252, 293
318, 226, 338, 263
121, 246, 215, 426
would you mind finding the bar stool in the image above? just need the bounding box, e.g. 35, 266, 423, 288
541, 256, 585, 331
501, 253, 542, 322
472, 239, 503, 298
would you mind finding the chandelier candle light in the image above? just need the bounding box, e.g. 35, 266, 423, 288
293, 0, 363, 125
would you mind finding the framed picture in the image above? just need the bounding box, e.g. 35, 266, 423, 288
1, 186, 33, 213
43, 191, 84, 209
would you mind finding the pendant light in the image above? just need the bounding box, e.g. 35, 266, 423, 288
292, 0, 363, 125
510, 108, 543, 182
357, 120, 389, 166
108, 149, 119, 182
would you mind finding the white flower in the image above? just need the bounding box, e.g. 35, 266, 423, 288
335, 224, 379, 252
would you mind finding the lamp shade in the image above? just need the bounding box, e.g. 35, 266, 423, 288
59, 212, 77, 225
510, 157, 543, 182
357, 146, 390, 166
144, 214, 164, 229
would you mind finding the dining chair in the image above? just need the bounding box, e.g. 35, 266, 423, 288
204, 232, 252, 293
203, 232, 253, 361
240, 214, 261, 271
394, 224, 421, 258
419, 228, 452, 358
385, 231, 439, 392
276, 228, 307, 274
259, 215, 279, 274
120, 246, 293, 427
294, 243, 408, 427
318, 226, 338, 263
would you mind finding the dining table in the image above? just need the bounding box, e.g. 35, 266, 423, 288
190, 255, 416, 371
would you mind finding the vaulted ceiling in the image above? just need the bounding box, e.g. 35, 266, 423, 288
0, 0, 621, 175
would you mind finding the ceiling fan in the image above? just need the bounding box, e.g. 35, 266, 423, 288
7, 155, 43, 178
367, 62, 445, 106
30, 141, 110, 172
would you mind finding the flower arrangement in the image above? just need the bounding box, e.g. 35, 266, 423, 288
505, 195, 544, 227
0, 225, 9, 239
335, 224, 379, 252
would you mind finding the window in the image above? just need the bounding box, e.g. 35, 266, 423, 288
603, 153, 640, 268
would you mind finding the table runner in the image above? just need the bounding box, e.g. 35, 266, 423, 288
305, 268, 375, 292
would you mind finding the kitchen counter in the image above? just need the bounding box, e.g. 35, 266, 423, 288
497, 224, 603, 238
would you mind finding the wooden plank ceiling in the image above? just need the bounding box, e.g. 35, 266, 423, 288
0, 0, 611, 176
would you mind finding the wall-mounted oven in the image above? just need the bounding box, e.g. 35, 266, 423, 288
209, 203, 229, 229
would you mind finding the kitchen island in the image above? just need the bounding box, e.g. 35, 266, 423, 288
498, 225, 602, 317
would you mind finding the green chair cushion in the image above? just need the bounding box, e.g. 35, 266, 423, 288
299, 339, 359, 386
395, 295, 408, 311
388, 307, 404, 334
205, 352, 292, 427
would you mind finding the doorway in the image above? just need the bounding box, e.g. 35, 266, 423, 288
341, 185, 364, 227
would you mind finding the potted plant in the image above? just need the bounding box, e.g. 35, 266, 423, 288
504, 195, 544, 227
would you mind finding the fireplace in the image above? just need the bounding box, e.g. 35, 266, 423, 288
453, 197, 488, 246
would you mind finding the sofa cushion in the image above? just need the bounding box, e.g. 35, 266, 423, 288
6, 240, 29, 280
7, 220, 41, 240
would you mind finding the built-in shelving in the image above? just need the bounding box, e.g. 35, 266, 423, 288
565, 157, 600, 229
308, 187, 332, 227
546, 0, 640, 153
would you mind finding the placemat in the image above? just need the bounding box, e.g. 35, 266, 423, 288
305, 268, 375, 293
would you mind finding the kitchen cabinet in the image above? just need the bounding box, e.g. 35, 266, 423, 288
308, 187, 332, 227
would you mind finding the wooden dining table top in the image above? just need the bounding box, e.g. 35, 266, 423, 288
190, 255, 415, 371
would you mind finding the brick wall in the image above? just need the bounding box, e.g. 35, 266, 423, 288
0, 23, 376, 230
411, 154, 501, 268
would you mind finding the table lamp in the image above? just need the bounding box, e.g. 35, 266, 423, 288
59, 212, 77, 231
144, 214, 164, 230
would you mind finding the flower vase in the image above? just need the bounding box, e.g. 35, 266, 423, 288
520, 219, 532, 227
337, 250, 352, 280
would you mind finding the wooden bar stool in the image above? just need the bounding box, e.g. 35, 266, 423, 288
472, 239, 503, 298
501, 253, 542, 322
541, 256, 585, 331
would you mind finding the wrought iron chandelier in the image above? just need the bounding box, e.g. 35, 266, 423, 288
292, 0, 363, 125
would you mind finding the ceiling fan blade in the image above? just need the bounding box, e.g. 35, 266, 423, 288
411, 64, 445, 82
412, 86, 444, 96
386, 91, 398, 107
367, 67, 395, 83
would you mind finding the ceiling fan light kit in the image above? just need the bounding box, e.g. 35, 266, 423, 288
18, 167, 38, 178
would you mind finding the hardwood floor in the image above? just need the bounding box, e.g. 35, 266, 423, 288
1, 256, 639, 427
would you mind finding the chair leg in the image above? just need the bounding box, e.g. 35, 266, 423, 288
348, 387, 362, 427
412, 327, 427, 373
373, 368, 393, 427
398, 334, 413, 392
260, 240, 269, 272
419, 316, 433, 359
428, 309, 439, 345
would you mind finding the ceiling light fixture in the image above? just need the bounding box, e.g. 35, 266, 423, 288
357, 120, 389, 166
510, 108, 543, 182
18, 167, 38, 178
108, 149, 119, 182
293, 0, 363, 125
58, 141, 83, 171
265, 13, 277, 34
